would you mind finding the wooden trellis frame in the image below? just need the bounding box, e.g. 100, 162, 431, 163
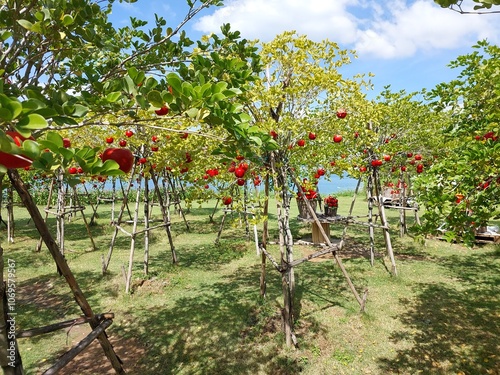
102, 163, 182, 293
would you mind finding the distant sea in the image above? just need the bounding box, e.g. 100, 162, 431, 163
317, 174, 362, 195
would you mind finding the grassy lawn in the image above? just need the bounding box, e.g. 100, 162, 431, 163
2, 193, 499, 374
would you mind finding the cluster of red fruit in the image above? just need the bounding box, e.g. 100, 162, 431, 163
475, 131, 498, 142
324, 195, 338, 208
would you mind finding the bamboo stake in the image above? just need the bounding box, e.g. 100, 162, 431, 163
125, 175, 142, 294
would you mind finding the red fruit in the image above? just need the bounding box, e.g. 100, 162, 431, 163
236, 154, 245, 161
383, 155, 391, 162
125, 130, 134, 138
401, 166, 407, 172
317, 168, 325, 176
63, 138, 71, 148
68, 167, 78, 174
354, 132, 359, 139
6, 130, 35, 146
409, 160, 416, 165
475, 135, 482, 141
270, 130, 278, 140
0, 152, 32, 169
414, 154, 422, 161
203, 174, 209, 180
101, 148, 134, 173
155, 106, 169, 116
359, 166, 367, 172
297, 139, 306, 147
330, 161, 336, 167
407, 152, 413, 158
228, 166, 236, 173
333, 134, 343, 143
314, 173, 320, 179
308, 132, 316, 140
371, 159, 382, 167
106, 137, 114, 144
77, 167, 83, 174
234, 167, 245, 178
239, 162, 249, 171
236, 178, 245, 186
204, 184, 209, 189
222, 196, 232, 206
151, 135, 158, 142
180, 132, 189, 139
151, 145, 159, 152
253, 178, 261, 186
180, 167, 189, 173
336, 108, 347, 119
119, 140, 127, 147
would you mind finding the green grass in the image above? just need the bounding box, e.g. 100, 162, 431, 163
1, 194, 499, 374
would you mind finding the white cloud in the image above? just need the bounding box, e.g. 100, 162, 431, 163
193, 0, 500, 59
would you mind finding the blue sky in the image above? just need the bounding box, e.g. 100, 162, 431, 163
109, 0, 500, 97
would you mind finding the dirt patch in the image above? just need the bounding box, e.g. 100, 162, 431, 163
53, 324, 147, 375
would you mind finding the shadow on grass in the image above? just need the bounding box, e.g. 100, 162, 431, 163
110, 265, 322, 375
378, 248, 499, 374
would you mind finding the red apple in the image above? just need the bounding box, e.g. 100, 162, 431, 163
222, 196, 232, 206
336, 108, 347, 119
101, 148, 134, 173
151, 145, 159, 152
354, 132, 359, 139
407, 152, 413, 158
401, 166, 407, 172
297, 139, 306, 147
63, 138, 71, 148
151, 135, 158, 142
236, 178, 245, 186
125, 130, 134, 137
204, 184, 209, 189
371, 159, 382, 167
317, 168, 325, 176
359, 166, 367, 172
333, 134, 343, 143
270, 130, 278, 140
77, 167, 83, 174
106, 137, 114, 144
308, 132, 316, 140
119, 140, 127, 147
415, 154, 422, 161
68, 167, 78, 174
180, 132, 189, 139
383, 154, 391, 162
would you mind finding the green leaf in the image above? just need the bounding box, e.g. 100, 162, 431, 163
46, 131, 64, 148
62, 14, 74, 26
166, 73, 182, 94
21, 140, 40, 159
17, 19, 34, 31
17, 113, 48, 129
106, 92, 122, 103
147, 90, 164, 107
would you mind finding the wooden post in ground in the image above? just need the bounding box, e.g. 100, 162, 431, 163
371, 168, 397, 276
150, 170, 177, 264
7, 169, 125, 374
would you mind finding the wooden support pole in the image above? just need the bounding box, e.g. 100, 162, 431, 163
17, 313, 114, 339
150, 170, 177, 264
42, 319, 113, 375
125, 176, 142, 294
7, 170, 125, 374
291, 173, 366, 310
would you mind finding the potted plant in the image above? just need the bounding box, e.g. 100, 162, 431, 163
324, 195, 338, 216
